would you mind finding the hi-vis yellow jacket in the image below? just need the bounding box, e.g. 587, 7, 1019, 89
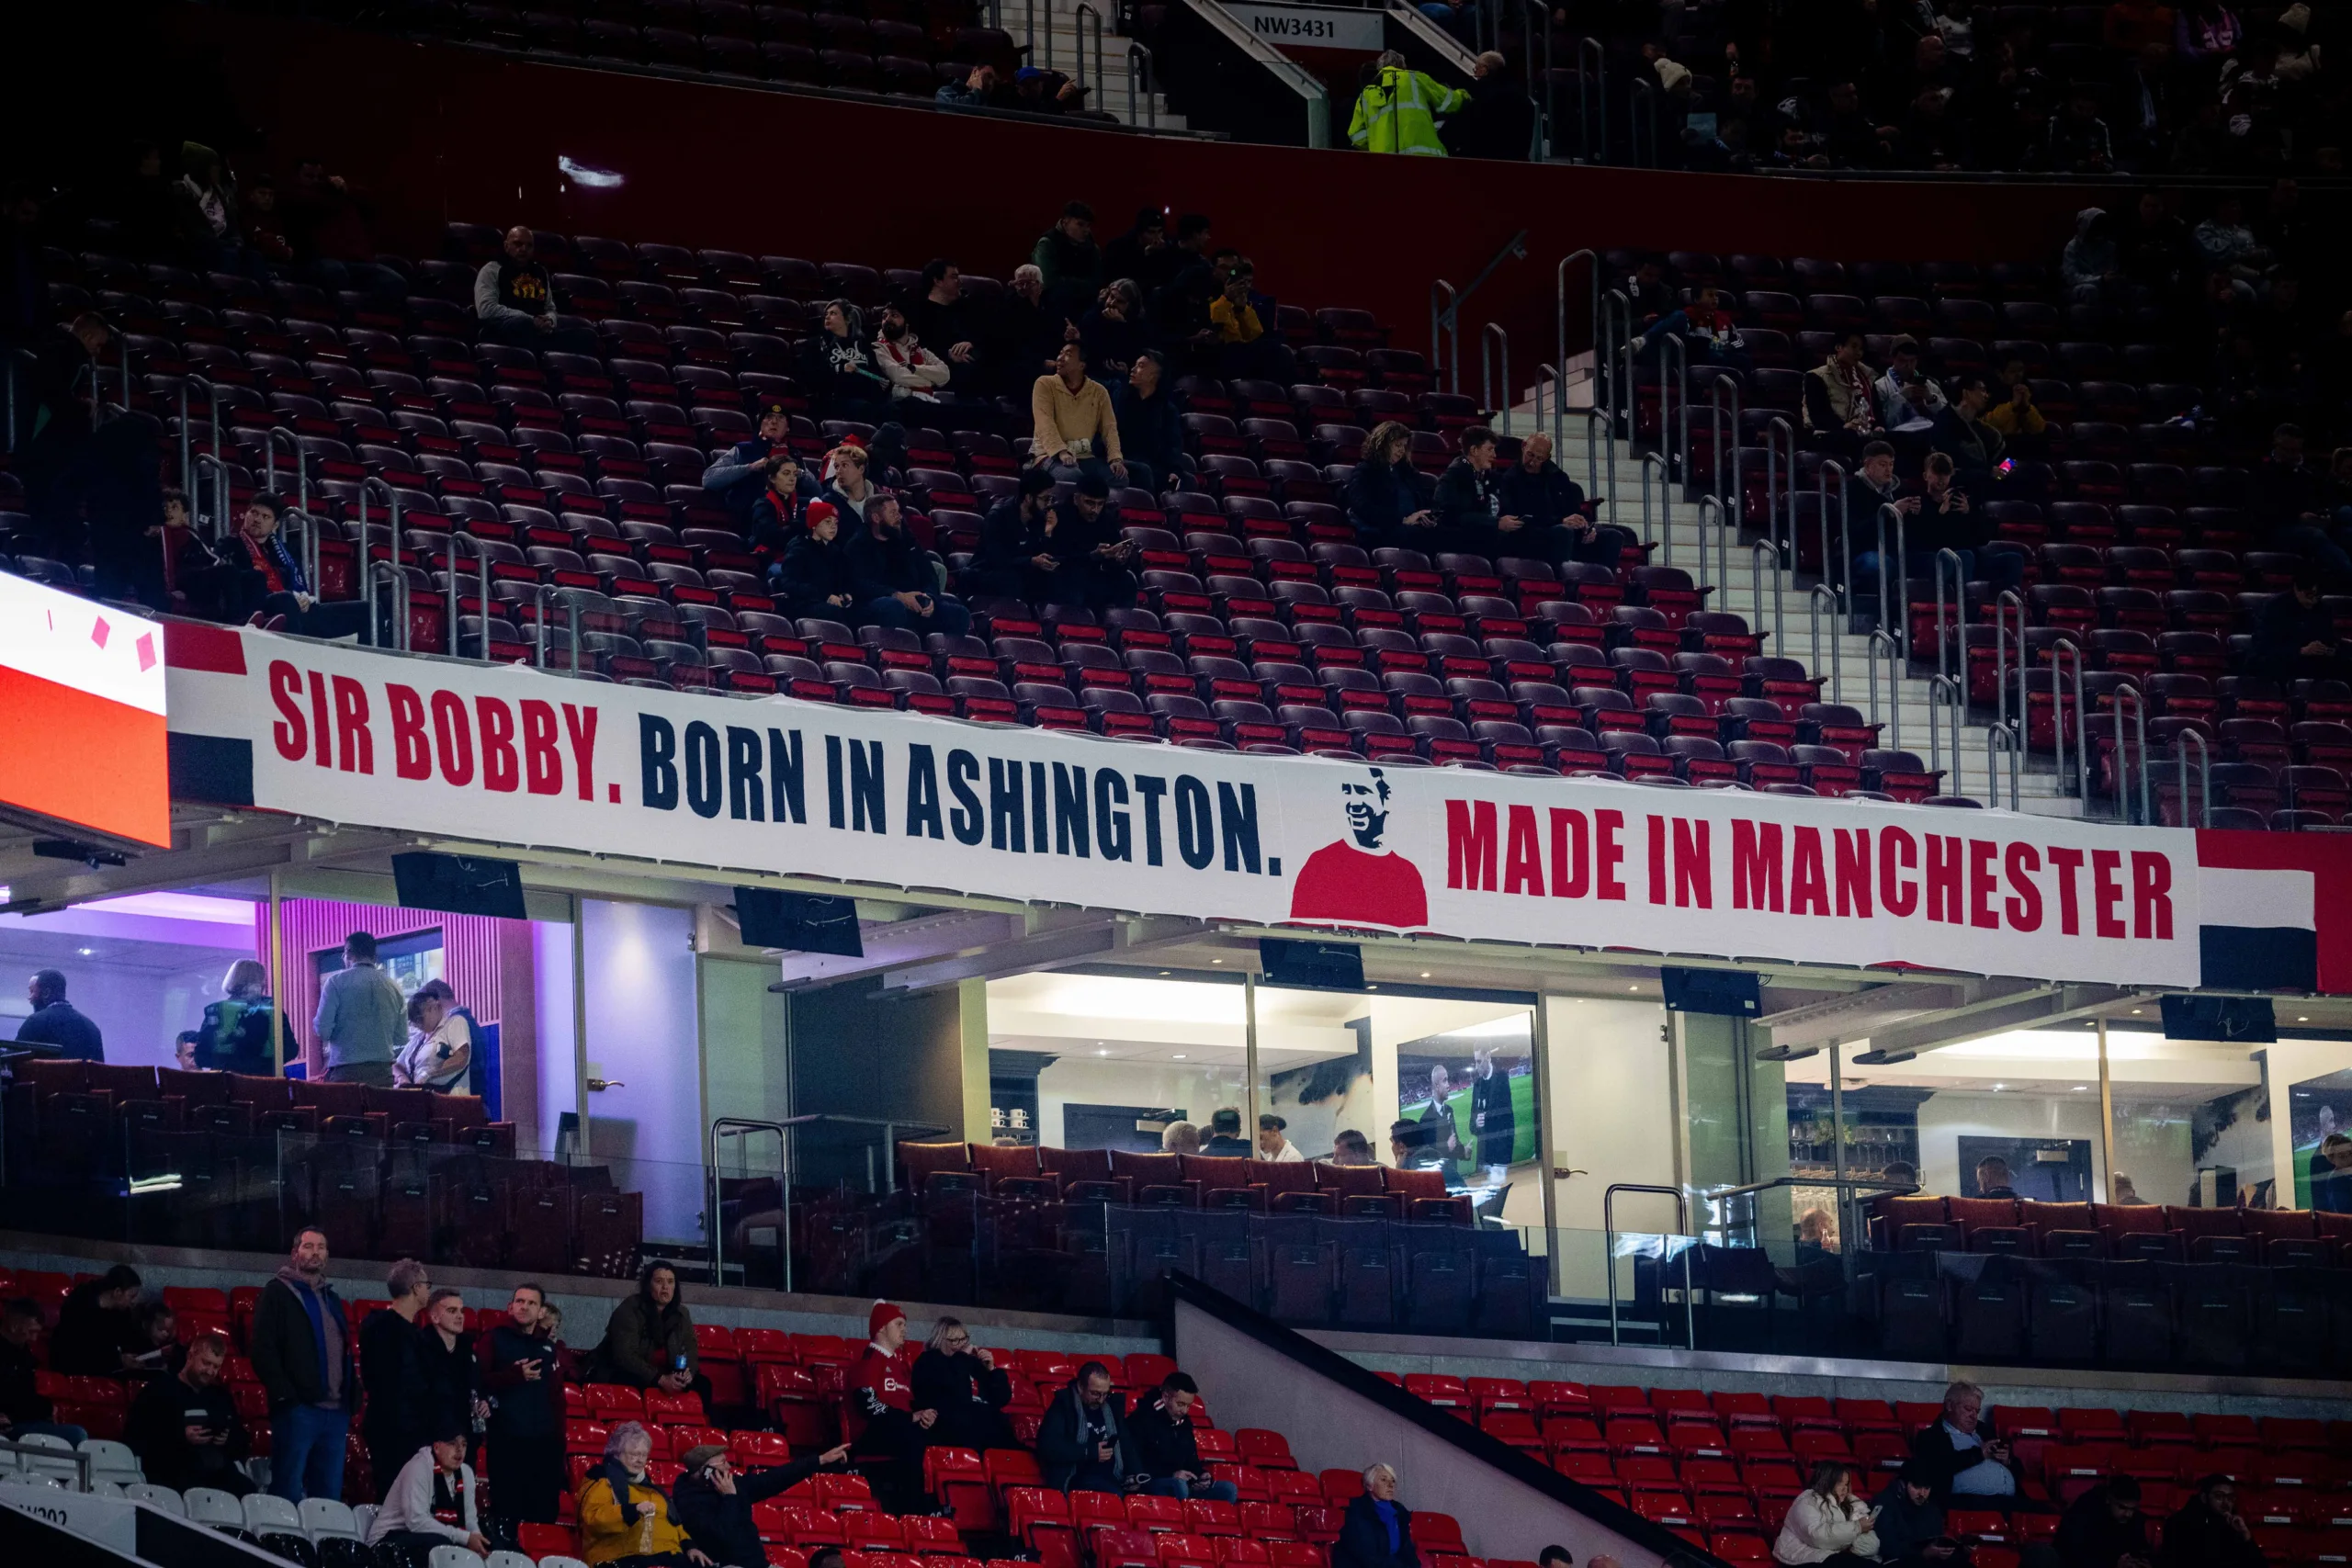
1347, 65, 1466, 154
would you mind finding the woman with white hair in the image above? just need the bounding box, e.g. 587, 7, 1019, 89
1336, 1463, 1421, 1568
196, 957, 276, 1076
578, 1420, 705, 1566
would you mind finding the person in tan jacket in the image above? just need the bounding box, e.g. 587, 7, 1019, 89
1031, 343, 1128, 490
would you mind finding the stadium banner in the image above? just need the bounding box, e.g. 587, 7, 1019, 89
159, 622, 2350, 993
0, 574, 171, 847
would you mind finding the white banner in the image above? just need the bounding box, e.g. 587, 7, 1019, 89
1225, 2, 1387, 51
160, 623, 2340, 991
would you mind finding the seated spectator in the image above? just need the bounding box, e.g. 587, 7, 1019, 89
995, 265, 1076, 394
1208, 265, 1283, 380
579, 1421, 692, 1567
125, 1331, 250, 1497
1908, 1380, 2020, 1505
820, 441, 884, 533
676, 1445, 854, 1568
1643, 283, 1755, 378
1036, 1360, 1135, 1494
1875, 340, 1947, 430
1932, 377, 2007, 484
1336, 1464, 1420, 1568
1348, 51, 1467, 155
1974, 1156, 2019, 1199
1112, 349, 1181, 495
2312, 1134, 2352, 1212
2042, 88, 2117, 173
1161, 1122, 1202, 1154
750, 454, 818, 561
1911, 450, 2024, 589
1495, 432, 1612, 564
2249, 565, 2341, 683
396, 982, 473, 1093
2158, 1474, 2262, 1568
935, 62, 998, 106
1390, 1119, 1444, 1169
1104, 209, 1182, 300
2256, 423, 2338, 564
846, 492, 973, 636
1329, 1128, 1378, 1166
51, 1263, 142, 1375
1796, 1208, 1840, 1260
130, 1299, 186, 1379
1203, 1108, 1252, 1156
17, 967, 103, 1062
705, 400, 803, 529
221, 492, 371, 639
197, 957, 276, 1076
1031, 343, 1128, 490
0, 1299, 87, 1447
874, 300, 952, 404
1871, 1462, 1947, 1564
1804, 333, 1883, 451
1773, 1462, 1878, 1566
592, 1262, 705, 1398
1982, 360, 2047, 449
910, 1317, 1015, 1453
473, 226, 595, 354
1129, 1372, 1237, 1501
141, 485, 231, 618
973, 467, 1057, 601
908, 260, 983, 391
1035, 472, 1138, 612
282, 159, 402, 297
800, 301, 893, 423
1346, 422, 1438, 548
776, 502, 856, 618
1838, 441, 1905, 593
2055, 1476, 2153, 1568
1432, 426, 1514, 551
368, 1423, 489, 1559
1256, 1113, 1305, 1163
1081, 279, 1151, 387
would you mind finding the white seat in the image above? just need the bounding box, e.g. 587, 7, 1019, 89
484, 1552, 537, 1568
125, 1483, 186, 1514
244, 1493, 304, 1533
184, 1486, 247, 1528
430, 1547, 485, 1568
301, 1496, 361, 1540
92, 1481, 126, 1498
0, 1472, 63, 1489
538, 1556, 592, 1568
352, 1502, 378, 1539
14, 1431, 80, 1481
76, 1438, 143, 1486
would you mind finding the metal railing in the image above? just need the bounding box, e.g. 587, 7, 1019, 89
1520, 0, 1553, 158
1658, 330, 1687, 485
1930, 548, 1966, 687
1696, 493, 1727, 609
1927, 675, 1964, 799
357, 477, 402, 648
1480, 321, 1511, 435
1871, 502, 1907, 658
1603, 1181, 1691, 1348
1985, 722, 2020, 811
1628, 77, 1655, 167
368, 560, 412, 652
4, 348, 34, 453
1639, 451, 1671, 565
1070, 1, 1106, 95
1866, 628, 1903, 751
1708, 374, 1740, 531
2051, 637, 2088, 803
2111, 682, 2150, 824
1430, 279, 1459, 396
1808, 582, 1843, 705
1993, 588, 2027, 749
1815, 460, 1849, 629
263, 427, 311, 517
1576, 38, 1605, 162
281, 507, 322, 604
1749, 539, 1782, 646
447, 532, 494, 661
177, 376, 225, 497
1125, 42, 1155, 128
530, 582, 584, 672
710, 1117, 794, 1292
1554, 248, 1596, 432
2176, 728, 2211, 828
193, 453, 232, 539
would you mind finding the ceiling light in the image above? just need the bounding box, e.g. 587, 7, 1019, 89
1173, 1055, 1186, 1060
1211, 958, 1222, 964
1420, 972, 1431, 978
1158, 970, 1171, 977
76, 947, 95, 956
2299, 1016, 2310, 1022
1992, 1083, 2007, 1091
2072, 1085, 2089, 1091
1628, 985, 1638, 992
2130, 1009, 2142, 1015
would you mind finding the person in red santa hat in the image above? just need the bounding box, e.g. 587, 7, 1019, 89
849, 1301, 937, 1507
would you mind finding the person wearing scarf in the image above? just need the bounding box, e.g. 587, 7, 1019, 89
578, 1420, 706, 1566
225, 491, 371, 638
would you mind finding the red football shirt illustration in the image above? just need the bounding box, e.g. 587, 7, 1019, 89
1287, 768, 1430, 929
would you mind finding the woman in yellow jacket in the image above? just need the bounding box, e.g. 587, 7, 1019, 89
578, 1422, 709, 1567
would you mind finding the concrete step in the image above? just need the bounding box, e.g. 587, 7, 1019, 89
1007, 8, 1182, 127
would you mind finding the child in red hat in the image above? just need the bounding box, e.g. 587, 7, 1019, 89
850, 1301, 935, 1505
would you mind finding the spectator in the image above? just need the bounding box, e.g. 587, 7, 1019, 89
2056, 1477, 2153, 1568
1418, 1064, 1469, 1162
1348, 51, 1467, 154
2256, 423, 2332, 541
1444, 51, 1536, 159
846, 491, 973, 637
197, 957, 276, 1076
127, 1300, 183, 1380
2249, 565, 2340, 682
1840, 441, 1907, 595
1104, 209, 1182, 299
359, 1258, 433, 1502
1162, 1122, 1203, 1154
1432, 426, 1519, 552
17, 967, 104, 1063
124, 1331, 249, 1496
1805, 333, 1884, 448
1974, 1156, 2019, 1198
1907, 1381, 2020, 1505
369, 1425, 489, 1559
1330, 1129, 1378, 1166
2312, 1134, 2352, 1212
479, 1282, 567, 1528
1346, 422, 1437, 548
175, 1031, 201, 1071
578, 1421, 694, 1567
418, 1288, 482, 1461
2043, 88, 2117, 172
1036, 1360, 1135, 1493
1033, 200, 1103, 322
910, 1317, 1015, 1452
219, 491, 372, 638
51, 1264, 141, 1375
820, 441, 884, 534
396, 985, 474, 1093
2159, 1475, 2261, 1568
910, 260, 982, 389
1207, 265, 1280, 379
1875, 340, 1948, 429
777, 501, 857, 617
1623, 258, 1677, 331
1204, 1108, 1253, 1156
1036, 472, 1138, 612
1496, 431, 1608, 561
1796, 1209, 1840, 1260
1773, 1462, 1880, 1565
1113, 349, 1182, 496
1081, 279, 1152, 387
0, 1299, 87, 1447
473, 226, 594, 354
849, 1301, 932, 1474
1336, 1464, 1420, 1568
173, 142, 243, 272
801, 301, 893, 423
1391, 1119, 1444, 1169
750, 453, 819, 560
874, 300, 952, 404
1983, 360, 2047, 446
1644, 283, 1755, 378
1903, 450, 2011, 587
312, 931, 405, 1088
1872, 1462, 1947, 1563
594, 1261, 705, 1398
674, 1438, 854, 1568
538, 1302, 581, 1382
1129, 1371, 1237, 1501
1537, 1551, 1572, 1568
1031, 343, 1127, 490
252, 1226, 356, 1504
995, 265, 1074, 393
1256, 1113, 1306, 1162
935, 62, 998, 106
282, 159, 401, 296
143, 485, 229, 617
973, 468, 1058, 601
1883, 1160, 1920, 1188
704, 400, 802, 528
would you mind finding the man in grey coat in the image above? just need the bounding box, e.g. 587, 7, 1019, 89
311, 931, 405, 1088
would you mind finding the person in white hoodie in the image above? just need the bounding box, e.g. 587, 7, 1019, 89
1773, 1461, 1880, 1566
368, 1423, 489, 1558
874, 303, 952, 403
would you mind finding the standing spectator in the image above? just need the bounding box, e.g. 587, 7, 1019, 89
124, 1332, 249, 1497
593, 1262, 706, 1399
777, 502, 858, 617
874, 301, 952, 404
800, 301, 893, 423
51, 1264, 141, 1375
2055, 1477, 2153, 1568
359, 1258, 433, 1501
1348, 51, 1466, 154
0, 1299, 87, 1447
1805, 333, 1884, 449
1335, 1464, 1420, 1568
480, 1282, 567, 1529
1871, 1462, 1947, 1563
1444, 51, 1535, 159
173, 143, 243, 272
1203, 1108, 1252, 1156
673, 1438, 854, 1568
1773, 1462, 1881, 1565
2249, 565, 2341, 682
910, 1318, 1015, 1453
418, 1289, 483, 1461
846, 493, 974, 637
473, 226, 594, 354
1036, 1361, 1135, 1494
1128, 1372, 1236, 1501
1469, 1045, 1516, 1172
994, 265, 1075, 394
579, 1422, 693, 1567
1031, 344, 1128, 489
312, 931, 405, 1088
1032, 201, 1103, 323
1113, 350, 1182, 496
704, 401, 802, 528
220, 492, 373, 639
368, 1423, 489, 1560
850, 1301, 933, 1480
198, 958, 275, 1076
1256, 1113, 1306, 1162
1346, 423, 1437, 548
1907, 1381, 2021, 1505
251, 1227, 356, 1504
2159, 1475, 2262, 1568
17, 968, 104, 1063
395, 987, 473, 1093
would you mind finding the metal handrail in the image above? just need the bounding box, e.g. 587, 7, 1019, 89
447, 531, 493, 661
177, 375, 225, 497
1866, 628, 1903, 751
1125, 42, 1155, 129
368, 560, 412, 652
1696, 493, 1727, 610
1554, 249, 1596, 446
1872, 502, 1908, 658
1659, 330, 1687, 486
1597, 290, 1632, 521
5, 347, 35, 454
1577, 37, 1605, 162
1628, 77, 1655, 167
1639, 451, 1671, 566
1709, 374, 1741, 532
0, 1432, 94, 1492
1928, 675, 1964, 799
709, 1116, 795, 1292
1986, 723, 2020, 811
1031, 0, 1046, 71
1993, 588, 2027, 747
262, 426, 311, 517
357, 477, 401, 647
2176, 728, 2211, 828
1750, 540, 1782, 646
281, 507, 322, 606
531, 582, 584, 673
1521, 0, 1553, 158
1071, 0, 1104, 92
1815, 459, 1849, 626
193, 453, 232, 539
1930, 548, 1966, 687
2052, 638, 2088, 802
1809, 583, 1843, 705
1761, 416, 1793, 577
1480, 321, 1510, 435
1603, 1181, 1692, 1348
2111, 682, 2150, 824
1430, 279, 1458, 396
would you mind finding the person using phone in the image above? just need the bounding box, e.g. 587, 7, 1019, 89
480, 1282, 568, 1529
1773, 1462, 1879, 1565
1906, 1381, 2021, 1505
842, 491, 973, 637
125, 1331, 251, 1496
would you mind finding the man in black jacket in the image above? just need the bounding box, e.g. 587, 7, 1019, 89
2157, 1475, 2263, 1568
1493, 433, 1608, 563
1037, 474, 1138, 612
973, 468, 1058, 603
2055, 1477, 2153, 1568
358, 1258, 432, 1503
843, 494, 972, 637
0, 1299, 85, 1446
50, 1264, 141, 1375
1035, 1362, 1136, 1494
125, 1333, 251, 1496
479, 1282, 568, 1529
1430, 427, 1526, 558
675, 1439, 853, 1568
251, 1227, 356, 1503
1113, 351, 1182, 496
1128, 1372, 1237, 1501
2250, 566, 2342, 684
1442, 52, 1535, 159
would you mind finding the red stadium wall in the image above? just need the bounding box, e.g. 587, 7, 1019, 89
177, 8, 2130, 363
